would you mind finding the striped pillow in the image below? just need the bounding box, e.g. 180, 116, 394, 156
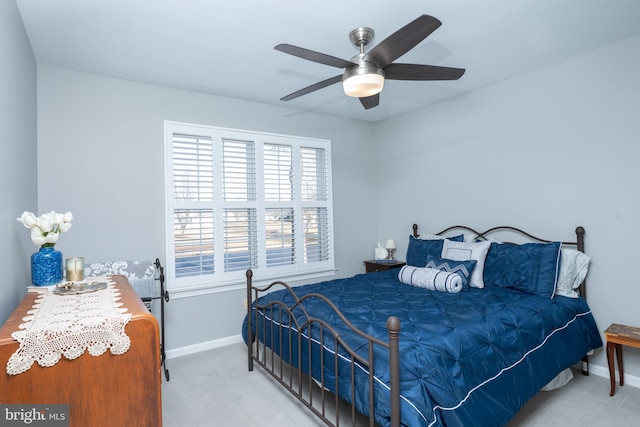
398, 265, 463, 293
425, 255, 477, 289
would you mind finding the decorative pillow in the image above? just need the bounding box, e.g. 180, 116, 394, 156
555, 248, 590, 298
397, 265, 463, 293
405, 234, 464, 267
425, 255, 477, 289
441, 240, 491, 289
482, 241, 561, 299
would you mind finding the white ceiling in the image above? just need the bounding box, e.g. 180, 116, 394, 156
16, 0, 640, 123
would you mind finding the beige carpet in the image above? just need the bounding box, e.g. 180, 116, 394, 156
162, 342, 640, 426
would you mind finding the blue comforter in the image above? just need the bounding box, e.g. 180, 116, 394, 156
242, 270, 602, 426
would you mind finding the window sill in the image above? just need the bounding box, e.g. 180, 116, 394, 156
167, 267, 338, 300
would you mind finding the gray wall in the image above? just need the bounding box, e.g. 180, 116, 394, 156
373, 34, 640, 379
0, 0, 37, 324
36, 66, 377, 349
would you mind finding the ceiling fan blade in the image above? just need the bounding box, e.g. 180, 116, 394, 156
280, 75, 343, 101
359, 93, 380, 109
384, 63, 465, 81
364, 15, 442, 68
275, 44, 357, 69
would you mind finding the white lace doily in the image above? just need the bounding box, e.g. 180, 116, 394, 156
7, 276, 132, 375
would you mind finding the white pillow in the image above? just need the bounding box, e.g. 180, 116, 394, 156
555, 248, 590, 298
418, 234, 462, 240
397, 265, 463, 293
418, 234, 447, 240
441, 240, 491, 289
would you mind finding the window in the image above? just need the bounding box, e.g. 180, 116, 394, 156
164, 121, 335, 293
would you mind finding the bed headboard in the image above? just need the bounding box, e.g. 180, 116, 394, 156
412, 224, 587, 299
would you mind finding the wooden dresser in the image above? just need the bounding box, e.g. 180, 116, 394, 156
0, 275, 162, 426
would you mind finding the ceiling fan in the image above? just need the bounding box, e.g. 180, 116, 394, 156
275, 14, 465, 110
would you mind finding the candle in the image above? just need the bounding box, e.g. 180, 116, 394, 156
65, 257, 85, 282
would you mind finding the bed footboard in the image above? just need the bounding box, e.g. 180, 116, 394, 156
245, 269, 401, 427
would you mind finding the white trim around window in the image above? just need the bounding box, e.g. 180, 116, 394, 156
164, 121, 336, 296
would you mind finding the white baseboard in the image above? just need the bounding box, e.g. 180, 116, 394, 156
588, 363, 640, 389
166, 334, 244, 359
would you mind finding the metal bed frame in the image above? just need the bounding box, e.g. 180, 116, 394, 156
245, 224, 589, 426
141, 258, 170, 381
85, 258, 171, 382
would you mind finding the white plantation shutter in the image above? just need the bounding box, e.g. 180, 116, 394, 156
224, 208, 258, 271
171, 134, 215, 278
222, 139, 256, 202
301, 147, 330, 263
303, 207, 330, 262
263, 143, 295, 267
173, 208, 214, 277
222, 139, 258, 272
173, 134, 214, 201
165, 122, 334, 293
265, 208, 295, 266
264, 144, 293, 201
301, 147, 328, 201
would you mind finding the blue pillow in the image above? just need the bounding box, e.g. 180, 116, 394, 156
406, 234, 464, 267
483, 241, 561, 298
425, 255, 477, 289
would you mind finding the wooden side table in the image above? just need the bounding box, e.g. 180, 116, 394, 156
604, 323, 640, 396
364, 260, 406, 273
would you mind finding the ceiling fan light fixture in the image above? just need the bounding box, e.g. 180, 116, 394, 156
276, 15, 464, 109
342, 66, 385, 98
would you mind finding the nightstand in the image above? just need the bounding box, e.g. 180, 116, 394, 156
363, 260, 406, 273
604, 323, 640, 396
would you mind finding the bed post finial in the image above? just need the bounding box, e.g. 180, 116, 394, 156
575, 226, 585, 252
387, 316, 401, 427
413, 224, 419, 238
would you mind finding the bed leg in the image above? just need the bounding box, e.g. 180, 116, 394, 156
246, 269, 254, 372
581, 355, 589, 376
387, 316, 401, 427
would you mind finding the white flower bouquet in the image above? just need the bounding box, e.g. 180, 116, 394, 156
17, 210, 73, 248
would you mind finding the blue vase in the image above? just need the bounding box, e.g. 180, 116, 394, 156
31, 246, 63, 286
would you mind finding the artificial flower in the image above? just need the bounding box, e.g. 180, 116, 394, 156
17, 210, 73, 248
30, 227, 46, 247
18, 211, 38, 228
